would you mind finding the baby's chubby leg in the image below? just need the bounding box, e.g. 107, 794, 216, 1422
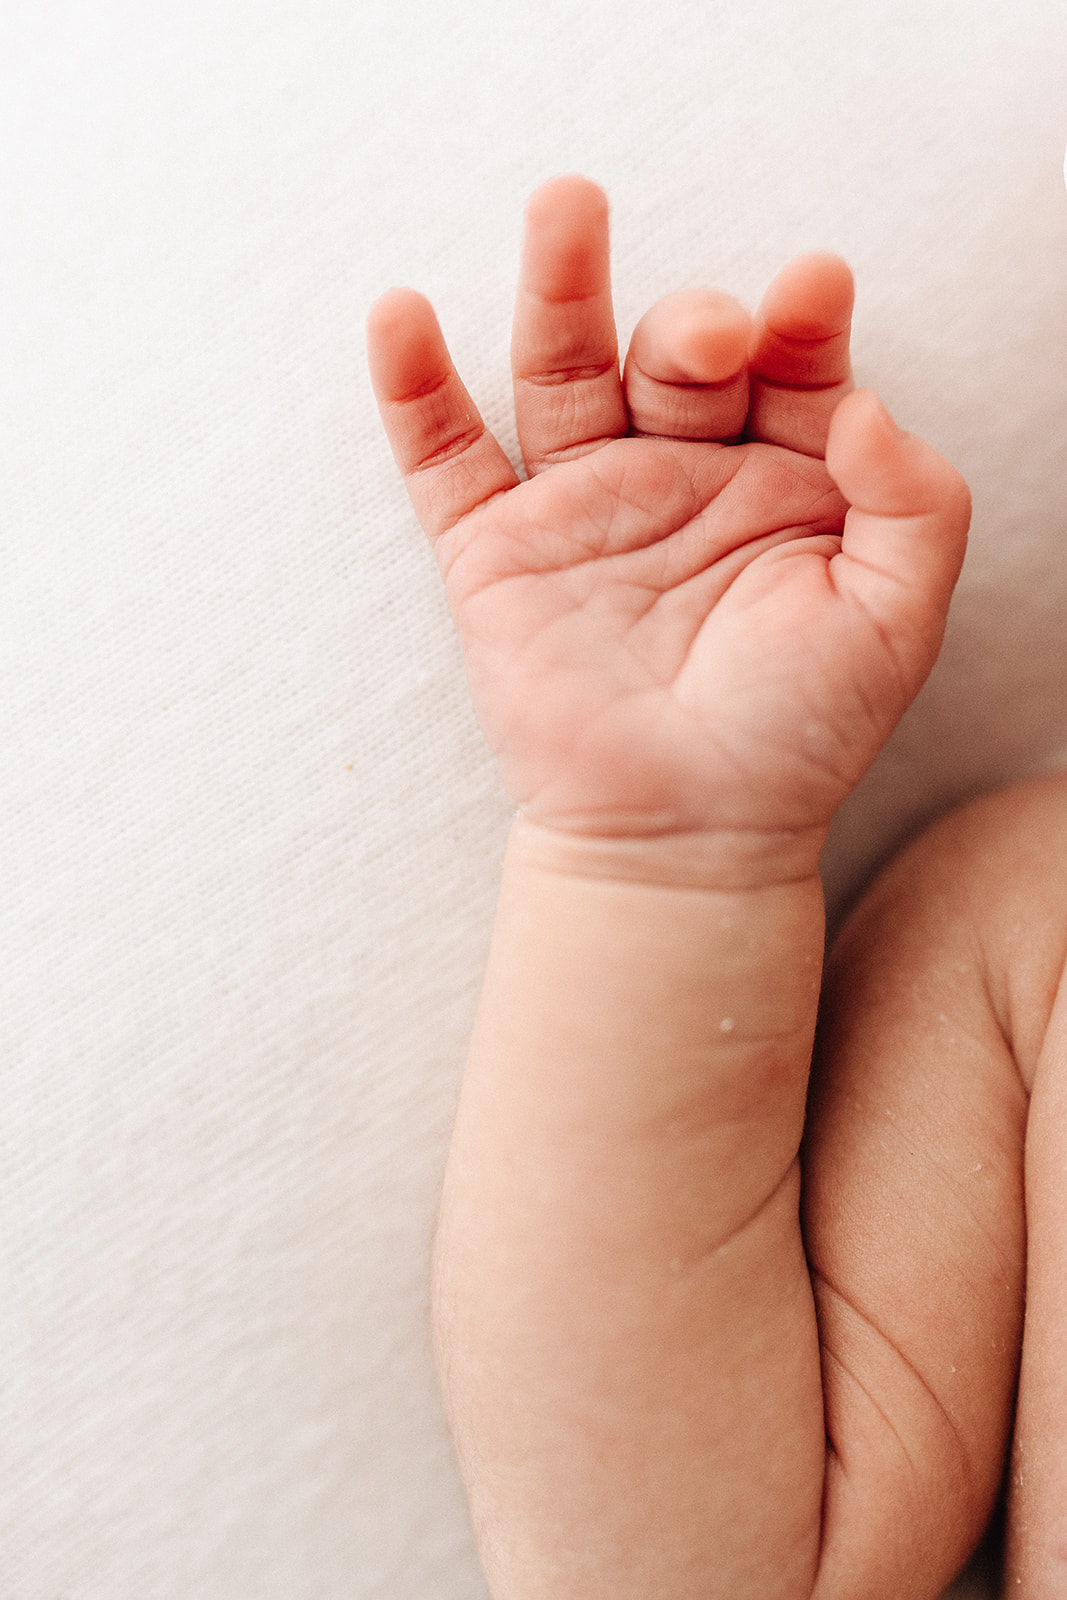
808, 773, 1067, 1597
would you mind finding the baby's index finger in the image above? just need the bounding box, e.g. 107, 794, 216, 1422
367, 287, 519, 541
746, 252, 855, 458
752, 253, 854, 380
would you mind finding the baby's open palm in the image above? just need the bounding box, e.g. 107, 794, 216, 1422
369, 178, 969, 849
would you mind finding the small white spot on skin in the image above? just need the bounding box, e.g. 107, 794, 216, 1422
938, 1012, 948, 1024
950, 1366, 957, 1374
719, 1017, 735, 1034
970, 1163, 983, 1174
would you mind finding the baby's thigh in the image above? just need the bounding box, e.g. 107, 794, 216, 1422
953, 778, 1067, 1595
808, 773, 1067, 1597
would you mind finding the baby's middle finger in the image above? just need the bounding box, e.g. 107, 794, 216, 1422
623, 289, 751, 441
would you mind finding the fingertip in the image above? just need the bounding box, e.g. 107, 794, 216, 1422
366, 287, 450, 403
826, 388, 971, 520
676, 294, 751, 384
629, 289, 751, 386
825, 387, 908, 500
826, 384, 896, 445
520, 175, 611, 304
749, 253, 853, 410
525, 173, 609, 225
760, 252, 855, 340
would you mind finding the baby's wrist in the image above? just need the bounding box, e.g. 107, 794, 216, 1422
510, 811, 826, 894
493, 812, 827, 1102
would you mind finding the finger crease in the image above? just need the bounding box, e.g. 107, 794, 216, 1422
528, 286, 606, 307
391, 367, 452, 404
531, 434, 626, 468
752, 376, 849, 395
408, 422, 485, 474
766, 326, 851, 347
518, 361, 618, 388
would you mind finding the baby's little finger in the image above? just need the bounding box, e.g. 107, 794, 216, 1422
623, 289, 751, 440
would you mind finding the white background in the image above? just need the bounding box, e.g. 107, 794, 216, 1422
4, 2, 1067, 1594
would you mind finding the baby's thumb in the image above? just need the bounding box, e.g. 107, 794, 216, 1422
825, 389, 971, 650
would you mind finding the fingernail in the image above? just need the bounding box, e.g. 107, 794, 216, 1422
864, 389, 903, 437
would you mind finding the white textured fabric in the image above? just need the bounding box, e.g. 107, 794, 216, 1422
4, 2, 1067, 1594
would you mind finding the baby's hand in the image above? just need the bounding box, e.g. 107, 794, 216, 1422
368, 177, 969, 859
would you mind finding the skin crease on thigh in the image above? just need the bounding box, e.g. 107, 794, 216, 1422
805, 771, 1067, 1598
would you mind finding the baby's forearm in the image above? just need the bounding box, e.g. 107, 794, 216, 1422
433, 818, 827, 1600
